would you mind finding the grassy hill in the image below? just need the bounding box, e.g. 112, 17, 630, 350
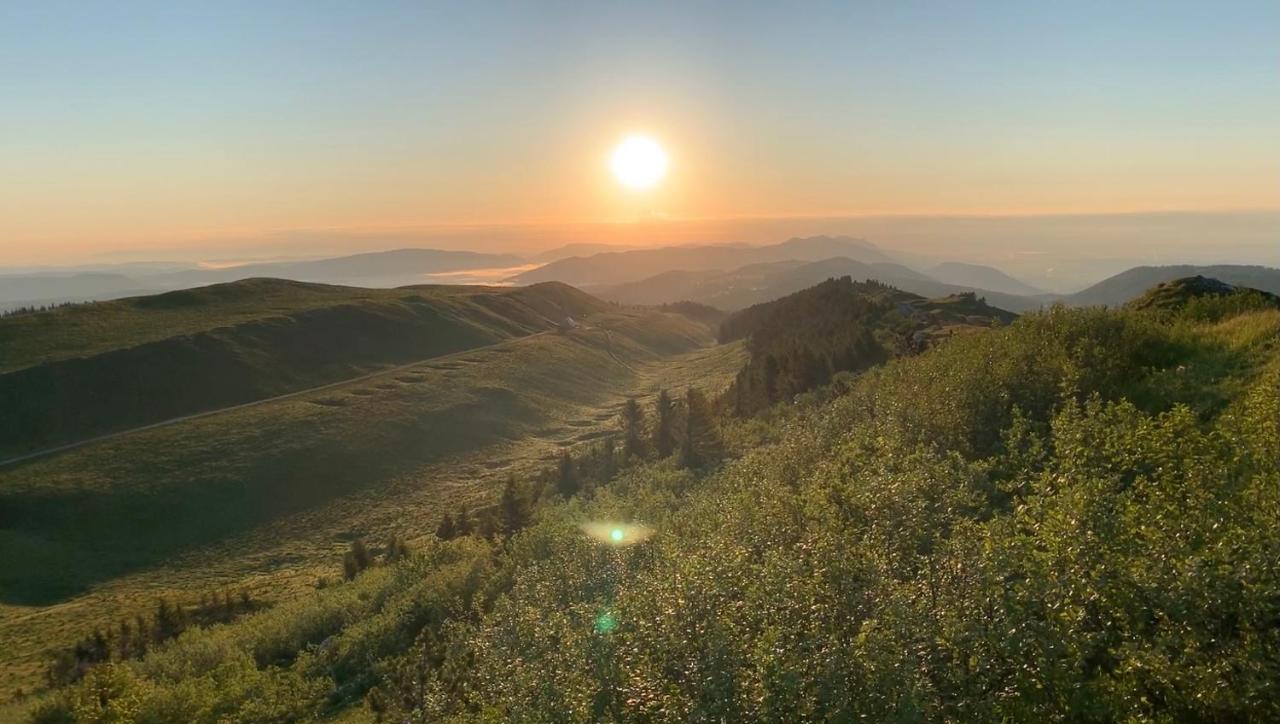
718, 277, 1015, 414
1127, 274, 1280, 314
0, 290, 743, 702
0, 279, 605, 459
12, 279, 1280, 721
1066, 264, 1280, 307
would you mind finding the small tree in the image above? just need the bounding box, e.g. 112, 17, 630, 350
343, 552, 360, 581
499, 476, 528, 537
653, 389, 677, 458
436, 513, 457, 540
556, 450, 580, 498
621, 397, 647, 459
680, 387, 724, 469
343, 538, 372, 580
153, 599, 182, 641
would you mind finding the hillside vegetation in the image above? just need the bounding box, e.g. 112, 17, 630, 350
720, 277, 1014, 414
0, 294, 740, 703
14, 278, 1280, 721
1066, 264, 1280, 307
1127, 274, 1280, 317
0, 279, 603, 459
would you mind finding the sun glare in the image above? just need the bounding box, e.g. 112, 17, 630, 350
610, 134, 668, 190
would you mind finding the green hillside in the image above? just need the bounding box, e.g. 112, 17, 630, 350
0, 279, 605, 459
719, 277, 1014, 414
1127, 274, 1280, 316
0, 293, 742, 704
13, 279, 1280, 721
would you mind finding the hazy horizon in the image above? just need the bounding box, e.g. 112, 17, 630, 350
5, 209, 1277, 292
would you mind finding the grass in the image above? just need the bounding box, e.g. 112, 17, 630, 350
0, 303, 746, 701
0, 279, 610, 459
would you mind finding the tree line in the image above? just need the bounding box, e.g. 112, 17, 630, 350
45, 589, 258, 687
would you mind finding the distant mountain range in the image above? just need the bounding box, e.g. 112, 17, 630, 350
929, 262, 1045, 296
5, 239, 1279, 318
597, 256, 1049, 313
508, 236, 893, 287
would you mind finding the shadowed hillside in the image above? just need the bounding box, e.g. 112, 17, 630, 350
1066, 264, 1280, 307
719, 276, 1014, 414
0, 279, 605, 459
1127, 275, 1280, 314
0, 301, 716, 606
599, 256, 1042, 312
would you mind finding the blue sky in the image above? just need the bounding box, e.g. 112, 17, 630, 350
1, 1, 1276, 263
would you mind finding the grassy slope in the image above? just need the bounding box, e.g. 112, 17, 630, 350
0, 279, 607, 458
10, 304, 1276, 721
0, 303, 745, 700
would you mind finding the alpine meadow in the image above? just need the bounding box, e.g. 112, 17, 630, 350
3, 2, 1279, 722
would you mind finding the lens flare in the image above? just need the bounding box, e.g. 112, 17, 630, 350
594, 610, 618, 634
580, 520, 654, 547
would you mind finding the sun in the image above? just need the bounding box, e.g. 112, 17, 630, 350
610, 134, 668, 190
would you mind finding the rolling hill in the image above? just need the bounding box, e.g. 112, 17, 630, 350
508, 235, 891, 287
0, 282, 743, 699
1126, 275, 1280, 313
718, 276, 1016, 413
1066, 264, 1280, 307
929, 261, 1045, 296
0, 279, 608, 460
597, 256, 1045, 313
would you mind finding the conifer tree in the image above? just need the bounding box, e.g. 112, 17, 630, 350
680, 387, 724, 469
154, 598, 183, 641
556, 450, 579, 498
653, 389, 677, 458
499, 476, 527, 537
436, 512, 457, 540
621, 397, 647, 458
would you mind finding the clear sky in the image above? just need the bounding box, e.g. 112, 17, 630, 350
1, 1, 1277, 264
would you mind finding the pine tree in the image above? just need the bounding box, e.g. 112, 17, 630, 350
680, 387, 724, 469
653, 389, 677, 458
154, 598, 182, 641
436, 512, 457, 540
117, 619, 133, 660
621, 397, 647, 459
90, 629, 111, 663
355, 539, 372, 568
556, 450, 580, 498
343, 551, 360, 581
499, 477, 527, 537
135, 615, 150, 654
